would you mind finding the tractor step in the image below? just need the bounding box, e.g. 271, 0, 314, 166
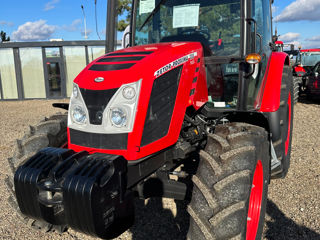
270, 141, 283, 176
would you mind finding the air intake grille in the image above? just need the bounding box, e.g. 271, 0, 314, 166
140, 66, 183, 146
80, 88, 117, 125
69, 129, 128, 150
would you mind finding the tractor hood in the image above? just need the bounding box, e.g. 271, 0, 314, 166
74, 42, 203, 90
69, 42, 207, 160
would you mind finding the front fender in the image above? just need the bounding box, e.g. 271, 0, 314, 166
259, 52, 290, 112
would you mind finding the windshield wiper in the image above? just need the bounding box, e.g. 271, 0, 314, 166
138, 0, 168, 31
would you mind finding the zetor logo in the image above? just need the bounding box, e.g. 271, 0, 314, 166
94, 77, 104, 82
154, 52, 197, 77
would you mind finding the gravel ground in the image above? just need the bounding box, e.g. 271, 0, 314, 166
0, 99, 319, 240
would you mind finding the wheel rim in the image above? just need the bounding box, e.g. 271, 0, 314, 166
285, 92, 292, 155
246, 160, 263, 240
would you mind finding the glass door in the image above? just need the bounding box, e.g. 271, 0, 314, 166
43, 47, 66, 98
46, 61, 62, 97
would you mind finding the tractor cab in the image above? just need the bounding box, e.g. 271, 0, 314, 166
115, 0, 274, 113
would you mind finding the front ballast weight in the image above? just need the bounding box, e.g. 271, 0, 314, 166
14, 147, 134, 239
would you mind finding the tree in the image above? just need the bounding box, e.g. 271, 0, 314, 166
1, 31, 10, 42
117, 0, 131, 31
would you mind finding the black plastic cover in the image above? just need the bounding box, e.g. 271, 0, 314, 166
69, 128, 128, 150
140, 66, 182, 146
80, 88, 117, 125
14, 147, 134, 239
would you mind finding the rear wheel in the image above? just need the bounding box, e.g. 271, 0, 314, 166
5, 113, 68, 232
187, 123, 270, 240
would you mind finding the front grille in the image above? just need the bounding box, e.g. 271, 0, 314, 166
80, 88, 117, 125
69, 129, 128, 150
140, 66, 183, 146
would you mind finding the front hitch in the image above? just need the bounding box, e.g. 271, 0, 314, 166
14, 147, 134, 239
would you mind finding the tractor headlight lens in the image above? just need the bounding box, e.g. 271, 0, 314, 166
73, 85, 78, 98
110, 107, 127, 127
122, 86, 136, 100
72, 105, 87, 124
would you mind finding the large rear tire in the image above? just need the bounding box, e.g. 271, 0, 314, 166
5, 113, 68, 232
187, 123, 270, 240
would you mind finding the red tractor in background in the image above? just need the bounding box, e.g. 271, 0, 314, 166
6, 0, 293, 239
293, 48, 320, 99
275, 41, 300, 103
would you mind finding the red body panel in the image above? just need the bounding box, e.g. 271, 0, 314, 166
259, 52, 289, 112
294, 65, 306, 77
294, 65, 306, 72
300, 48, 320, 53
69, 42, 208, 160
275, 41, 283, 45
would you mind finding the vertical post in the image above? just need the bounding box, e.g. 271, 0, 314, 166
13, 48, 24, 100
0, 70, 3, 100
85, 45, 89, 65
42, 47, 50, 98
106, 0, 117, 53
59, 47, 67, 97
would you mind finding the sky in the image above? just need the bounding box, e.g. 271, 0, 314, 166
1, 0, 320, 49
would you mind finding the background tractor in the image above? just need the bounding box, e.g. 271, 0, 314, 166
292, 48, 320, 99
6, 0, 294, 239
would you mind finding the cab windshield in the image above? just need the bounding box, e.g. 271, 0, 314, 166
297, 51, 320, 66
134, 0, 241, 56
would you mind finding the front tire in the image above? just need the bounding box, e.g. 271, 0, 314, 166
187, 123, 270, 240
5, 113, 68, 232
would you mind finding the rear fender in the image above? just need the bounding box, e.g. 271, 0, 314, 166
259, 52, 290, 112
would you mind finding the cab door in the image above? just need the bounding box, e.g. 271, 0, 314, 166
246, 0, 273, 109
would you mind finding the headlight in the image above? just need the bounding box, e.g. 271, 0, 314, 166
122, 86, 136, 99
110, 107, 127, 127
72, 105, 87, 124
73, 85, 78, 98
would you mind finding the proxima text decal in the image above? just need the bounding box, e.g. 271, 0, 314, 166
154, 52, 197, 77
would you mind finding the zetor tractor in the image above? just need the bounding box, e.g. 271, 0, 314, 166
293, 48, 320, 97
6, 0, 293, 239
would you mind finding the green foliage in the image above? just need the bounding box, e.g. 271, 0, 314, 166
117, 0, 131, 31
1, 31, 10, 42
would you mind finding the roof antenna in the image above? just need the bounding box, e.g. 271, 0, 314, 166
95, 0, 101, 40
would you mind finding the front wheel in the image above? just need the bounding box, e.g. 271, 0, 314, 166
5, 113, 68, 232
187, 123, 270, 240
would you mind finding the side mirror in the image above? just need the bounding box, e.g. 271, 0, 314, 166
121, 25, 131, 49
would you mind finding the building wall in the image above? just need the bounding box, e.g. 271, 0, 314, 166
0, 48, 18, 99
0, 40, 120, 100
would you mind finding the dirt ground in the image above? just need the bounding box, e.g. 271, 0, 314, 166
0, 99, 319, 240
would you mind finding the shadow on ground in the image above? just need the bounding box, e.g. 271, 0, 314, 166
129, 198, 189, 240
265, 200, 320, 240
127, 198, 320, 240
298, 94, 320, 105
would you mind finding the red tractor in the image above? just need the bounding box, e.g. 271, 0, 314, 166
293, 48, 320, 98
6, 0, 293, 239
